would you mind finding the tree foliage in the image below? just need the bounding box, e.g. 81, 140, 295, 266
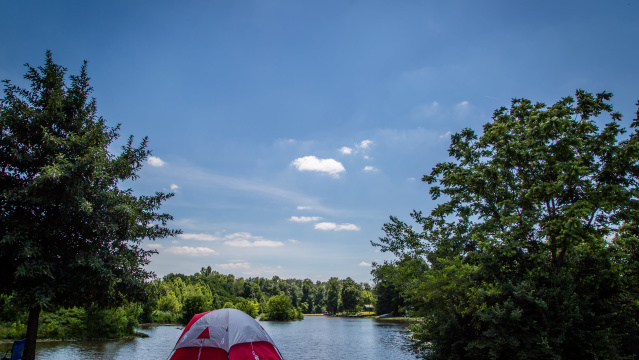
373, 90, 639, 359
261, 293, 303, 321
326, 277, 341, 314
0, 52, 179, 358
340, 277, 362, 313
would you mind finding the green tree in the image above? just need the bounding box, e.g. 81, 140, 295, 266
0, 52, 179, 359
261, 293, 303, 321
84, 304, 142, 339
301, 279, 314, 313
231, 297, 260, 318
371, 262, 403, 315
326, 277, 340, 314
360, 290, 375, 311
157, 291, 181, 314
372, 253, 426, 316
340, 277, 362, 313
313, 281, 326, 312
373, 91, 639, 359
182, 294, 211, 323
243, 281, 262, 301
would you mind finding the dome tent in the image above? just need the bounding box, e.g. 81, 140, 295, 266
170, 308, 284, 360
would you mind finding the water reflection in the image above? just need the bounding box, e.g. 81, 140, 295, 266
36, 325, 182, 360
36, 317, 416, 360
262, 317, 416, 360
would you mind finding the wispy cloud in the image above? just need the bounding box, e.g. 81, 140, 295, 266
165, 246, 217, 256
289, 216, 323, 222
412, 101, 440, 119
225, 239, 284, 247
411, 100, 478, 124
179, 231, 283, 247
340, 140, 374, 156
297, 206, 312, 210
143, 243, 163, 251
158, 163, 326, 211
455, 100, 470, 116
358, 261, 371, 267
291, 156, 345, 178
359, 140, 373, 149
314, 222, 360, 231
216, 261, 251, 270
178, 233, 221, 241
363, 166, 377, 172
147, 156, 166, 167
170, 184, 180, 190
222, 232, 284, 247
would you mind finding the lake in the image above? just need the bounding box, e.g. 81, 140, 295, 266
34, 316, 418, 359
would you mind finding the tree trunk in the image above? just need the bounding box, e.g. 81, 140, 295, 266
23, 306, 41, 360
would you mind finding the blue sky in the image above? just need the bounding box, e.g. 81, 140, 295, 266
1, 1, 638, 283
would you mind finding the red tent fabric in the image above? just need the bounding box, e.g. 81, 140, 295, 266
170, 308, 284, 360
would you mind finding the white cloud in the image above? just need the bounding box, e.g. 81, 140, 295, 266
297, 206, 312, 210
147, 156, 166, 167
291, 156, 345, 177
314, 222, 338, 231
178, 233, 221, 241
178, 232, 283, 247
165, 246, 217, 256
314, 222, 360, 231
288, 239, 299, 243
359, 140, 373, 149
359, 261, 372, 267
289, 216, 323, 222
221, 232, 283, 247
363, 166, 377, 172
170, 184, 180, 190
339, 146, 353, 155
225, 239, 284, 247
216, 262, 251, 270
340, 140, 374, 158
337, 223, 360, 231
440, 131, 452, 139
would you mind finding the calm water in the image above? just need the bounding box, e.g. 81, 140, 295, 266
34, 316, 417, 359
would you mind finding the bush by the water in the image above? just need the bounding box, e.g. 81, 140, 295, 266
260, 294, 304, 321
0, 305, 142, 340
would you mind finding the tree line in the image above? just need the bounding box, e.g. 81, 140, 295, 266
145, 268, 375, 321
0, 268, 376, 339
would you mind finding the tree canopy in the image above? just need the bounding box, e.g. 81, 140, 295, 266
0, 51, 179, 359
373, 90, 639, 359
